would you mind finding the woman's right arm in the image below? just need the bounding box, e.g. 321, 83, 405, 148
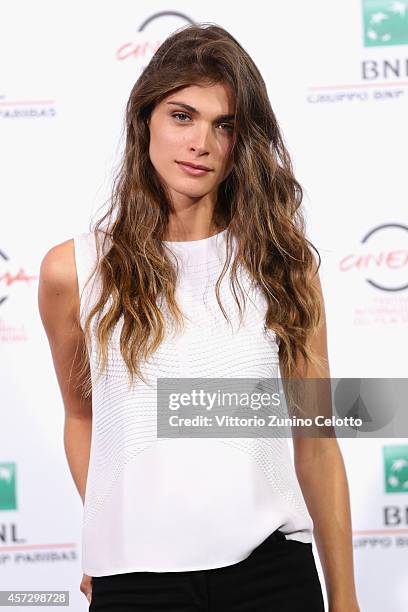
38, 238, 94, 604
37, 239, 92, 505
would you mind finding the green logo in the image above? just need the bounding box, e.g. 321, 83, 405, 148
0, 463, 17, 510
383, 445, 408, 493
362, 0, 408, 46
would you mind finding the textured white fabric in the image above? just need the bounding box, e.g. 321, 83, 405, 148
73, 228, 313, 576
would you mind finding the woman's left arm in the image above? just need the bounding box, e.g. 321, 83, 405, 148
294, 436, 360, 611
287, 266, 360, 612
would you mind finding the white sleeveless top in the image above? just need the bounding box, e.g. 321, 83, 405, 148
73, 228, 313, 577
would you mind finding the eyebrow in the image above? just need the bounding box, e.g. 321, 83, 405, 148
166, 101, 235, 122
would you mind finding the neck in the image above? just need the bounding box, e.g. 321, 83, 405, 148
163, 223, 226, 243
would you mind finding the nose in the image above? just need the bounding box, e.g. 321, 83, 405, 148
189, 124, 212, 154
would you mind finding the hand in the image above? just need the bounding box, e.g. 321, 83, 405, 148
80, 573, 93, 605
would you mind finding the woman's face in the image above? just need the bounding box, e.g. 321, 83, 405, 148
147, 82, 235, 205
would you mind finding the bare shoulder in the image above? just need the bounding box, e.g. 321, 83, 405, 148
38, 238, 80, 329
39, 238, 77, 292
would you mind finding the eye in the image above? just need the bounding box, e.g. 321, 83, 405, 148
172, 112, 190, 122
171, 112, 234, 133
219, 123, 234, 133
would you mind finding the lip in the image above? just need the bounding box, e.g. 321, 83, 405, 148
176, 161, 212, 176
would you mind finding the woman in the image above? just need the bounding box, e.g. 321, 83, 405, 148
38, 23, 360, 612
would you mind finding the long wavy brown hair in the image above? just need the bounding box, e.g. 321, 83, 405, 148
74, 22, 326, 400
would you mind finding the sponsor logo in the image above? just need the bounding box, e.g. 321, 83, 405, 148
0, 463, 17, 511
384, 444, 408, 492
362, 0, 408, 47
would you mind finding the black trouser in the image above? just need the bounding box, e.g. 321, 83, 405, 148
89, 529, 325, 611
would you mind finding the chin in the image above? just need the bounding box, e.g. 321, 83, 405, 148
179, 189, 209, 199
172, 182, 211, 197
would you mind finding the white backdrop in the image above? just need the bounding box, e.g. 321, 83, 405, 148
1, 1, 407, 610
